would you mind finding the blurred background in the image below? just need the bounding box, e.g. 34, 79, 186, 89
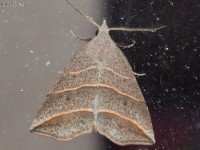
0, 0, 199, 150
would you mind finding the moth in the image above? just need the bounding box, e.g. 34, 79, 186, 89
30, 0, 166, 146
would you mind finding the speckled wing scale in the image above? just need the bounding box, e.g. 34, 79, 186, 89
30, 20, 156, 145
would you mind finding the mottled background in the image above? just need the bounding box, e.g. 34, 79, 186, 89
0, 0, 199, 150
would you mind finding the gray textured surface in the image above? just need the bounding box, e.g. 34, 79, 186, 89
0, 0, 105, 150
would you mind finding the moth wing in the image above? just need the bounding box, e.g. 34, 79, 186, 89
90, 36, 156, 145
30, 46, 97, 141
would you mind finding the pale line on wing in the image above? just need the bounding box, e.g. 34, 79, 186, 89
68, 65, 133, 80
51, 84, 144, 102
97, 110, 153, 141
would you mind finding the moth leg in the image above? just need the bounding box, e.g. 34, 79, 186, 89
70, 30, 93, 41
116, 40, 136, 49
109, 25, 167, 32
133, 72, 146, 76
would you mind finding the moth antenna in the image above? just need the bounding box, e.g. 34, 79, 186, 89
65, 0, 100, 28
109, 25, 167, 32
